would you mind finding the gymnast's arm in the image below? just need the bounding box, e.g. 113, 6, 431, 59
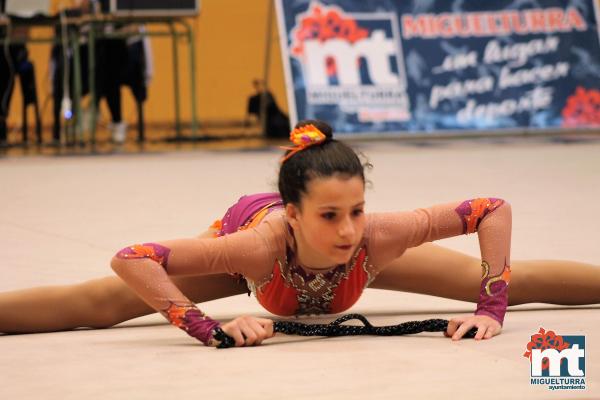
368, 198, 512, 329
110, 227, 275, 347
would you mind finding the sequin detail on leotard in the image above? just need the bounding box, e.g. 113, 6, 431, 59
454, 198, 504, 234
249, 245, 375, 316
162, 302, 220, 346
475, 259, 511, 324
115, 243, 171, 269
480, 260, 511, 296
212, 193, 284, 237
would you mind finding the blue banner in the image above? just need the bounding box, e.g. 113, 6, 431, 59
275, 0, 600, 135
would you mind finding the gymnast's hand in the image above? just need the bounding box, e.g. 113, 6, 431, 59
444, 315, 502, 341
219, 316, 275, 347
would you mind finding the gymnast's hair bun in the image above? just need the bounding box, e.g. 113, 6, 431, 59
293, 119, 333, 140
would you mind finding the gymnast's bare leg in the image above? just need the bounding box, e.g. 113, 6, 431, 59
369, 242, 600, 306
0, 230, 247, 334
4, 238, 598, 335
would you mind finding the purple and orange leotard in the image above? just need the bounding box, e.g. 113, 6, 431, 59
115, 193, 511, 345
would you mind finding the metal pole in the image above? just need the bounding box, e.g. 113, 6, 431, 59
71, 29, 83, 146
88, 20, 97, 147
260, 0, 274, 137
169, 22, 182, 139
181, 20, 198, 140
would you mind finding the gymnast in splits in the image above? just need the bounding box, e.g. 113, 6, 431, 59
1, 119, 599, 346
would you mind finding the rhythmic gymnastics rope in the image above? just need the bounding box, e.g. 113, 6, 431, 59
212, 313, 478, 348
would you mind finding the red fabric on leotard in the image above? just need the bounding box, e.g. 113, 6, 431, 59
254, 260, 299, 316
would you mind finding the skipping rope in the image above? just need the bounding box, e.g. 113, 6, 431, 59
212, 313, 478, 348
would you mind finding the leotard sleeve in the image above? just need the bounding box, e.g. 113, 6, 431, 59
366, 198, 512, 325
110, 214, 285, 346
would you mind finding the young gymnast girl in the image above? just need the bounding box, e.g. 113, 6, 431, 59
1, 119, 599, 347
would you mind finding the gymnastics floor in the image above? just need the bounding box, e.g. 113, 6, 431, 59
1, 135, 599, 399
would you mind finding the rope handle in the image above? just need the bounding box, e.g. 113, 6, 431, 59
211, 313, 477, 349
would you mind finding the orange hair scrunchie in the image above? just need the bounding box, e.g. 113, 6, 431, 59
280, 124, 327, 164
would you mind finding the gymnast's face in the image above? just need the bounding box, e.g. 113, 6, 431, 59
286, 174, 366, 268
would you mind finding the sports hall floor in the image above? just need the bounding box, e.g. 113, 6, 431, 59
1, 132, 599, 399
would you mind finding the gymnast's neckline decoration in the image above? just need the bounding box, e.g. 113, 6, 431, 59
249, 244, 376, 316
